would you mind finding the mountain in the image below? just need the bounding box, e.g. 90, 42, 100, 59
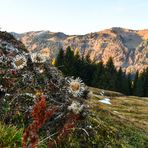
13, 27, 148, 73
0, 31, 147, 148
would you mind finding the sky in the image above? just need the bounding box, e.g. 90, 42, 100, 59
0, 0, 148, 35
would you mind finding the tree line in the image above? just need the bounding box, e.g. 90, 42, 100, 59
55, 46, 148, 97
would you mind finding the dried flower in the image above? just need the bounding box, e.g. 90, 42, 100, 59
68, 101, 84, 114
35, 67, 44, 73
12, 54, 27, 70
30, 52, 46, 63
23, 93, 36, 99
66, 77, 86, 97
0, 85, 6, 92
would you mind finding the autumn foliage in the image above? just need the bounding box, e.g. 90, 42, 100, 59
22, 95, 81, 148
22, 96, 57, 148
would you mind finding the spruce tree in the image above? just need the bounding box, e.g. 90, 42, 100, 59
63, 46, 75, 76
135, 73, 145, 97
73, 51, 81, 77
91, 61, 104, 87
126, 73, 132, 95
115, 67, 124, 93
143, 68, 148, 96
132, 69, 148, 97
104, 57, 117, 90
79, 53, 95, 86
55, 48, 64, 71
133, 71, 139, 96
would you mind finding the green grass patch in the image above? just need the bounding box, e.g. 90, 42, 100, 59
0, 122, 23, 147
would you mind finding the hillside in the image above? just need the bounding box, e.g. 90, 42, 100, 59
82, 87, 148, 147
0, 32, 148, 148
61, 87, 148, 147
1, 85, 148, 147
13, 27, 148, 73
0, 31, 27, 56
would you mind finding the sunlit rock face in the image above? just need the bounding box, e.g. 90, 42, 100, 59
13, 27, 148, 73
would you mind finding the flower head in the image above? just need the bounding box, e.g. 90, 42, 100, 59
30, 52, 46, 63
66, 77, 86, 97
12, 54, 27, 70
0, 85, 6, 92
68, 101, 84, 114
35, 67, 44, 73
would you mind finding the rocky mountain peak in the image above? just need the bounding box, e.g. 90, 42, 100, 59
12, 28, 148, 73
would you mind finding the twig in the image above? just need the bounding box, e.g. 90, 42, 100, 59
75, 127, 89, 136
36, 132, 58, 146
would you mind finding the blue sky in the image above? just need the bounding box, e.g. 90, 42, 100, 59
0, 0, 148, 34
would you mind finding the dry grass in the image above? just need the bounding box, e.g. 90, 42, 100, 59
89, 87, 148, 132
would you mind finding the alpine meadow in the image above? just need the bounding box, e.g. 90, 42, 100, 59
0, 0, 148, 148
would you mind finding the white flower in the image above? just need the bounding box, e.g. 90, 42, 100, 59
68, 101, 84, 114
19, 93, 36, 99
86, 125, 92, 129
30, 52, 46, 63
39, 69, 44, 73
0, 85, 6, 92
24, 93, 36, 99
87, 91, 93, 98
35, 67, 44, 73
12, 54, 27, 70
66, 77, 86, 97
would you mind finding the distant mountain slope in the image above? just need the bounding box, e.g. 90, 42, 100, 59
13, 27, 148, 73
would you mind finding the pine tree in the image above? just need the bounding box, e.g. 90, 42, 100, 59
134, 68, 148, 97
91, 61, 104, 87
103, 57, 117, 90
133, 71, 139, 96
55, 47, 143, 96
115, 67, 124, 93
74, 51, 82, 77
135, 72, 145, 97
63, 46, 75, 76
126, 73, 132, 95
79, 53, 96, 86
143, 68, 148, 96
55, 48, 64, 71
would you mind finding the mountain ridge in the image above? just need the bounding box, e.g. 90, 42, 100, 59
12, 27, 148, 73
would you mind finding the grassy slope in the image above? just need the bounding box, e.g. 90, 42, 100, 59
59, 87, 148, 148
90, 87, 148, 131
0, 87, 148, 148
90, 87, 148, 147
